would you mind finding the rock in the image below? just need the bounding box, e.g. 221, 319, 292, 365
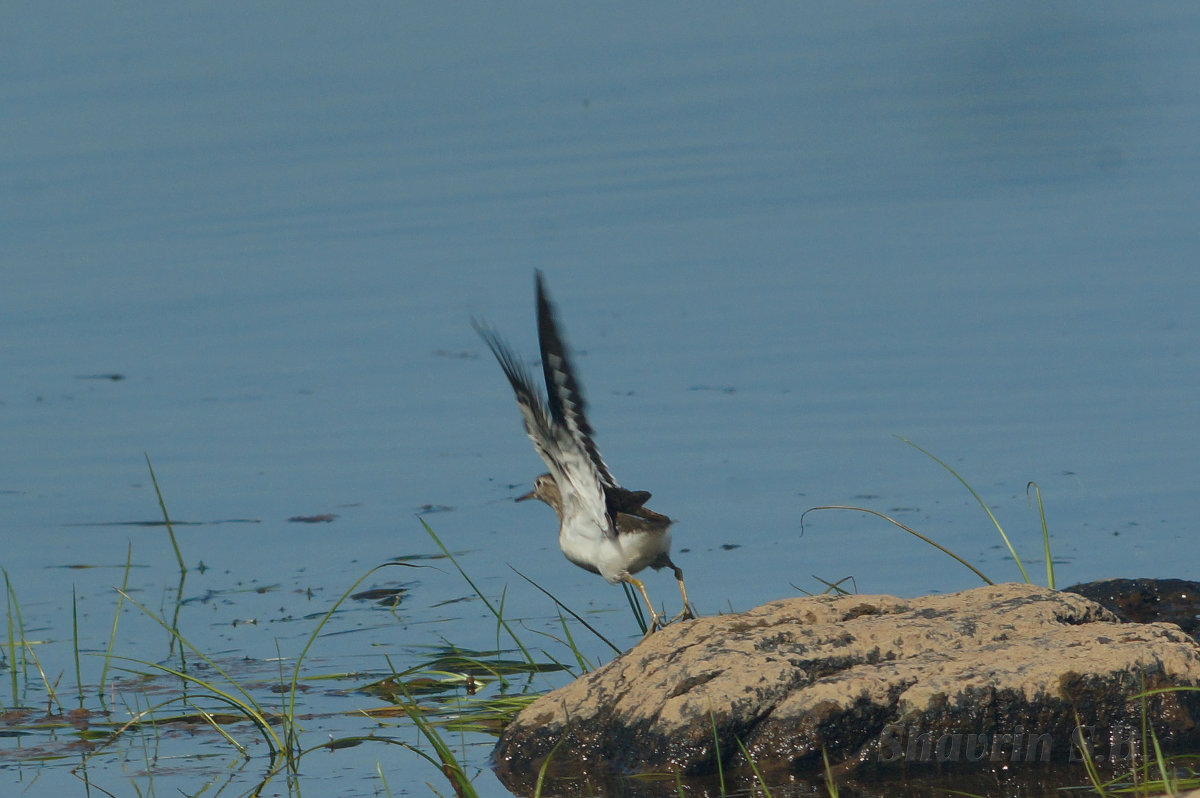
493, 584, 1200, 793
1065, 578, 1200, 636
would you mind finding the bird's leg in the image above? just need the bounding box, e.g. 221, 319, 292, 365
668, 565, 696, 624
622, 575, 665, 633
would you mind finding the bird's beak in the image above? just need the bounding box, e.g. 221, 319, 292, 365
515, 488, 536, 503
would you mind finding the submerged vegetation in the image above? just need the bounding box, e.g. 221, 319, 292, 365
0, 458, 588, 797
3, 447, 1197, 797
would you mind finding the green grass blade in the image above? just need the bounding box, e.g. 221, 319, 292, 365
533, 734, 567, 798
21, 638, 62, 714
896, 436, 1030, 582
802, 506, 994, 585
5, 571, 20, 708
554, 612, 594, 673
284, 561, 419, 751
821, 746, 839, 797
421, 518, 537, 668
1072, 708, 1108, 796
82, 683, 278, 760
376, 761, 393, 798
494, 584, 511, 683
710, 710, 726, 795
622, 582, 648, 634
509, 565, 621, 655
393, 679, 479, 798
190, 703, 250, 757
98, 542, 133, 706
1027, 481, 1055, 589
734, 734, 773, 798
72, 585, 84, 708
113, 589, 277, 745
144, 454, 186, 575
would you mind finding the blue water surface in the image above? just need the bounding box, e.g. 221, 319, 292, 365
2, 3, 1197, 796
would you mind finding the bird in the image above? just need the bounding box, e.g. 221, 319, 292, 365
473, 271, 694, 632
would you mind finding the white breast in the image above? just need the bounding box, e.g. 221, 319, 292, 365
558, 514, 671, 584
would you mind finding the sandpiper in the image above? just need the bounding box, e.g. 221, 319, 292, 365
474, 272, 694, 632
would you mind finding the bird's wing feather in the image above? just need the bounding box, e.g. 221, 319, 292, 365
474, 318, 616, 539
535, 272, 620, 490
474, 322, 557, 464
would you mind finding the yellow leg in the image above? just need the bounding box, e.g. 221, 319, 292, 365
622, 575, 665, 633
669, 565, 696, 624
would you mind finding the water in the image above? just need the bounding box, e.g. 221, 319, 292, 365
2, 2, 1198, 795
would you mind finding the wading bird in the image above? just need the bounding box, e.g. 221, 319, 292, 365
474, 272, 694, 632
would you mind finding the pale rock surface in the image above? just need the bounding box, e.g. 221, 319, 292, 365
493, 584, 1200, 793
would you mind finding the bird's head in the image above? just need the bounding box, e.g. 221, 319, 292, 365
516, 473, 561, 512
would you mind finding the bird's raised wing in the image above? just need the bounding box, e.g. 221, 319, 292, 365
474, 317, 616, 538
534, 271, 619, 490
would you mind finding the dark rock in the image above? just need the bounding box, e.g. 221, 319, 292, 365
1065, 578, 1200, 636
493, 584, 1200, 793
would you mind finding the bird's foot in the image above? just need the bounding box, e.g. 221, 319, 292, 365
668, 603, 697, 625
644, 610, 666, 635
643, 605, 696, 636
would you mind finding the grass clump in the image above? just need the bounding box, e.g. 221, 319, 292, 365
1, 456, 630, 797
803, 435, 1057, 589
